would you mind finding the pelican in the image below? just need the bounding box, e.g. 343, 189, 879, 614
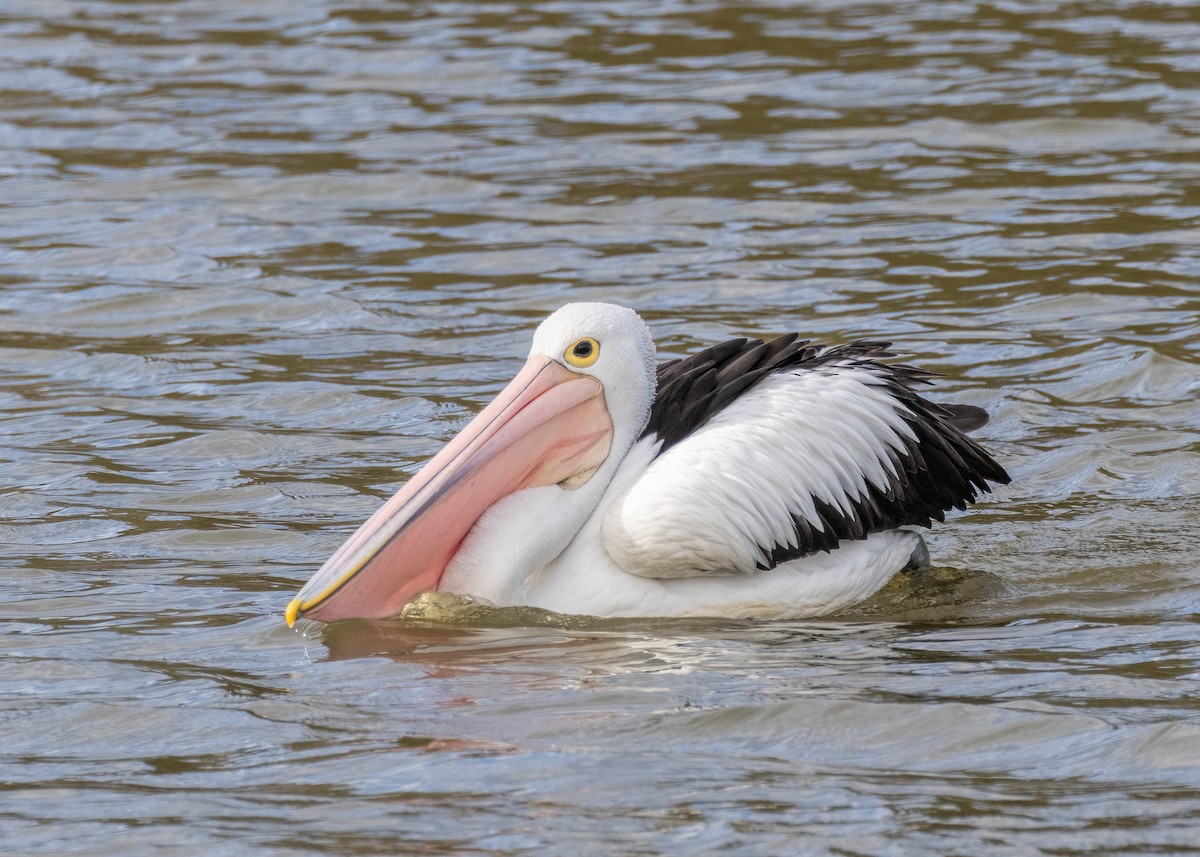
287, 303, 1009, 625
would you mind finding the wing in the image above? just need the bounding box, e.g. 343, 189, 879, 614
600, 336, 1010, 578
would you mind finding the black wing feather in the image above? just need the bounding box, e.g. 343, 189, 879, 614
643, 334, 1010, 570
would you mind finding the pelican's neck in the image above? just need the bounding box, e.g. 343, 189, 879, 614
440, 304, 657, 605
439, 399, 649, 605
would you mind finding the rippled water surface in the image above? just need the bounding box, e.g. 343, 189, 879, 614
3, 1, 1199, 853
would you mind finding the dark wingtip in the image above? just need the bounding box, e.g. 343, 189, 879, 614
941, 403, 991, 433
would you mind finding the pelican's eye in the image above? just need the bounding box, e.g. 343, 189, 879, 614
564, 337, 600, 368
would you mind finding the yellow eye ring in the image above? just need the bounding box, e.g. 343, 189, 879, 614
564, 337, 600, 368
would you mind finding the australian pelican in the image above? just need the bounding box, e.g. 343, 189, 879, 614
287, 303, 1008, 624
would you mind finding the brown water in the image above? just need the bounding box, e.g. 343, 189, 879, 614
2, 1, 1199, 853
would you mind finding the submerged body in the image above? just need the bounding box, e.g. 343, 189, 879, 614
288, 303, 1009, 624
444, 435, 926, 619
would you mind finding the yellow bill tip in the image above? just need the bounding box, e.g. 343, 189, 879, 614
285, 597, 301, 628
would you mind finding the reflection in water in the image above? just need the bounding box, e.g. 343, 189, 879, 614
1, 0, 1199, 853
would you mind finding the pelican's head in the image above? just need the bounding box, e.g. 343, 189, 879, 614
286, 302, 657, 624
528, 302, 657, 447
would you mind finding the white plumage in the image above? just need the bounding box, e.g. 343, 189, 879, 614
602, 367, 919, 578
487, 436, 925, 619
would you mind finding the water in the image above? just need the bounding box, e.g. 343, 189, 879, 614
2, 1, 1198, 853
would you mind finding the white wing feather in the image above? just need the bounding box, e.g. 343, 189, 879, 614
600, 366, 915, 578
